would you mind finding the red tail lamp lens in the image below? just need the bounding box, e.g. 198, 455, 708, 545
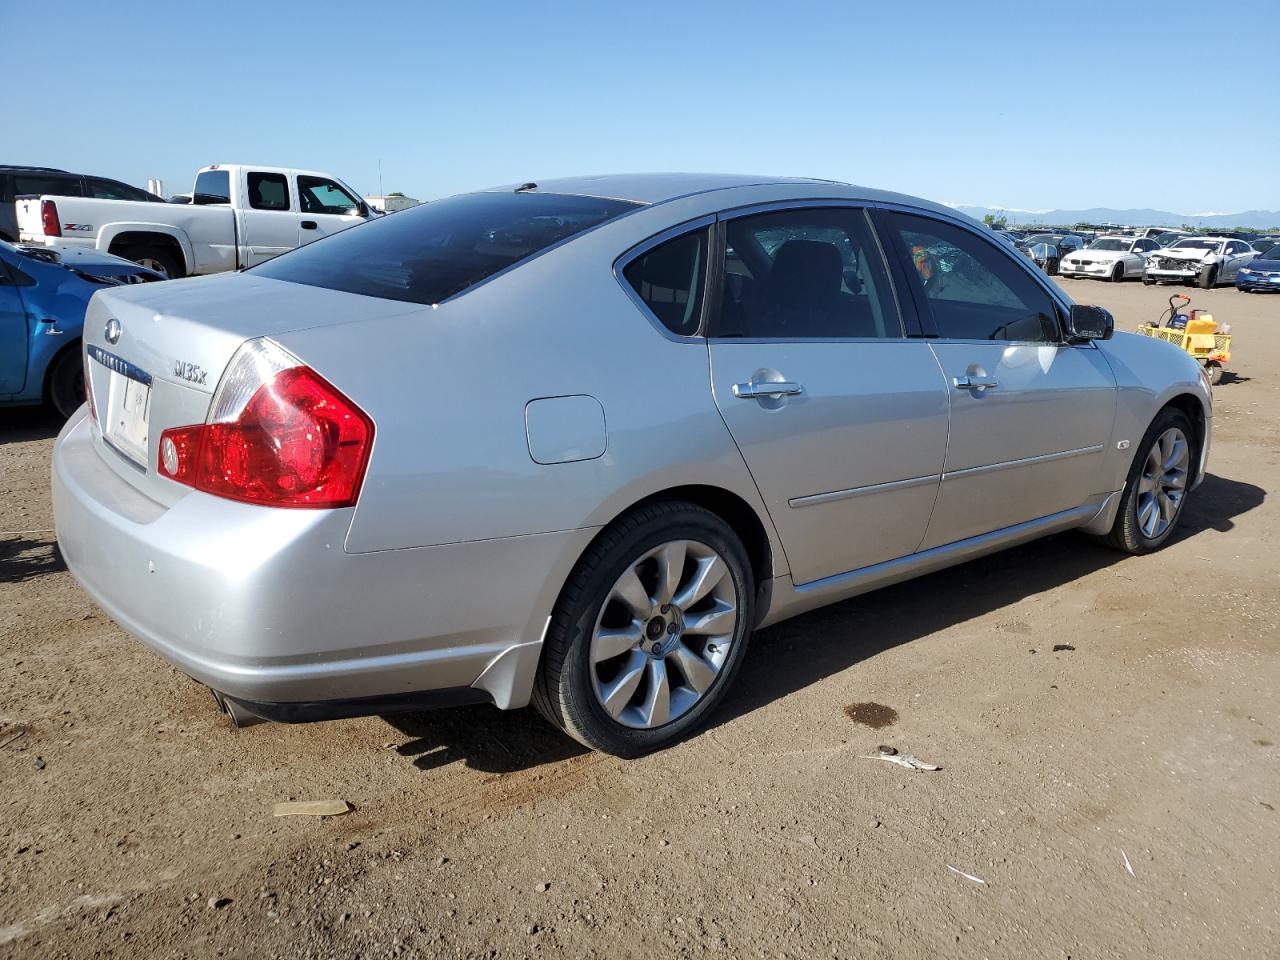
159, 366, 373, 508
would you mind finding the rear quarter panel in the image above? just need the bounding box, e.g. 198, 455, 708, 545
270, 197, 784, 569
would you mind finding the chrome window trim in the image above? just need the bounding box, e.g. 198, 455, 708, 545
709, 201, 908, 340
612, 215, 717, 343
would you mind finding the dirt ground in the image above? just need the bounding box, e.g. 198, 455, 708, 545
2, 279, 1277, 960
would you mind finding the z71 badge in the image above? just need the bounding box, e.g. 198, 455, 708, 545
174, 360, 208, 385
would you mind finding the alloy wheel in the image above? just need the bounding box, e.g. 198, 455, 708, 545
589, 539, 738, 729
1136, 427, 1189, 539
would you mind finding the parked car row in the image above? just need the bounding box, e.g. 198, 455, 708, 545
1006, 228, 1273, 290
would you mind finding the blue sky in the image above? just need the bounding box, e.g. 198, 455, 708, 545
7, 1, 1274, 213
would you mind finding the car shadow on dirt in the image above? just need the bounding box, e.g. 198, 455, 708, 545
384, 705, 588, 775
370, 473, 1264, 775
0, 407, 64, 444
709, 471, 1264, 733
0, 535, 65, 584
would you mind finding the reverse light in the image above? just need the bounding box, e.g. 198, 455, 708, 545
41, 199, 62, 237
158, 339, 374, 508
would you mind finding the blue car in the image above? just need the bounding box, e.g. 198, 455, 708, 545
1, 241, 162, 416
1236, 242, 1280, 293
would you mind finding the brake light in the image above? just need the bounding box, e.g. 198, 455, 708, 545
158, 340, 373, 508
41, 199, 61, 237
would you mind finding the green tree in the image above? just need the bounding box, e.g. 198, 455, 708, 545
982, 211, 1008, 230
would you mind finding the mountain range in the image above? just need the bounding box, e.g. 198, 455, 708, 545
949, 205, 1280, 231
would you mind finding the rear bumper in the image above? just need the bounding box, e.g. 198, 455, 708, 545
53, 409, 594, 712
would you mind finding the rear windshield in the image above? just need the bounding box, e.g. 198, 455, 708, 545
253, 192, 640, 305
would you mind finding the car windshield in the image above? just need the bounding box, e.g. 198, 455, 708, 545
1155, 233, 1186, 245
1257, 243, 1280, 260
1026, 234, 1062, 244
252, 192, 640, 305
1172, 239, 1219, 252
1089, 239, 1128, 251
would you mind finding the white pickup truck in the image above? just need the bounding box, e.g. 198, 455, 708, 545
17, 164, 373, 278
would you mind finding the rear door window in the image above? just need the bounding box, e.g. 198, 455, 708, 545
878, 211, 1059, 343
253, 191, 639, 305
623, 229, 708, 337
86, 178, 153, 201
13, 174, 83, 198
247, 172, 291, 211
713, 207, 900, 339
193, 170, 231, 205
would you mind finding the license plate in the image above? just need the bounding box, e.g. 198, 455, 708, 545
90, 347, 153, 466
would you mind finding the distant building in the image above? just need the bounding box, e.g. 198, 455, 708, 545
366, 194, 421, 214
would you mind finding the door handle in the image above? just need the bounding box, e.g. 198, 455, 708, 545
953, 374, 999, 391
733, 380, 803, 399
301, 220, 318, 230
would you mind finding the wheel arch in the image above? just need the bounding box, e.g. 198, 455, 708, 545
101, 226, 192, 276
1162, 391, 1208, 484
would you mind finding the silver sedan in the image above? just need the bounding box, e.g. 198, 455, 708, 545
53, 174, 1212, 755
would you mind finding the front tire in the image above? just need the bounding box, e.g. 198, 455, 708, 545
1198, 265, 1217, 289
1100, 407, 1195, 555
46, 347, 85, 419
1111, 263, 1125, 283
533, 502, 754, 756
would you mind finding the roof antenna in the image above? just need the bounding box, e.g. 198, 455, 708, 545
514, 182, 537, 193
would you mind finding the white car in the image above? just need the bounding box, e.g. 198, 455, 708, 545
1144, 237, 1258, 288
1059, 235, 1160, 282
17, 164, 373, 278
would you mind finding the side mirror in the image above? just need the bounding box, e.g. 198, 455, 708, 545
356, 201, 370, 218
1066, 304, 1114, 342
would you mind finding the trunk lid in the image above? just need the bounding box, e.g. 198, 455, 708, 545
83, 272, 420, 505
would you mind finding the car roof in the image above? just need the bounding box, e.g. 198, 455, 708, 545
478, 172, 968, 221
0, 165, 71, 174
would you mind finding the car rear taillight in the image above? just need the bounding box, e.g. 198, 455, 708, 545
41, 199, 61, 237
158, 339, 373, 508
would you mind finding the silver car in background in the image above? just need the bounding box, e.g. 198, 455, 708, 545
53, 174, 1212, 756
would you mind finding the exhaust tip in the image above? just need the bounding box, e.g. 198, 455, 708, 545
210, 688, 266, 728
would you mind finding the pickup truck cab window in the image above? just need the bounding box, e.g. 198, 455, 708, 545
299, 176, 360, 216
248, 172, 291, 211
193, 170, 231, 205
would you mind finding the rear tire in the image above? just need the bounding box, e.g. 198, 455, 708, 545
125, 245, 184, 279
533, 501, 755, 757
1099, 407, 1195, 555
46, 347, 85, 419
1206, 362, 1223, 387
1046, 257, 1060, 276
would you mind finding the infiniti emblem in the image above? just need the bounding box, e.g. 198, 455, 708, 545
104, 318, 121, 345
